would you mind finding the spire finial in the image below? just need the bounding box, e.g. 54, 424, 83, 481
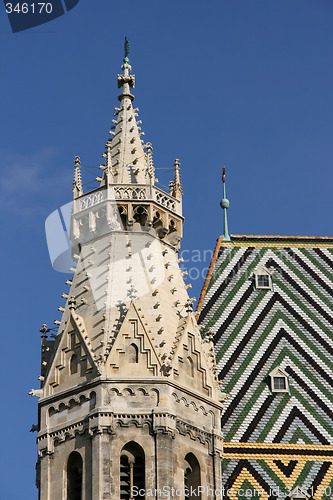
73, 156, 83, 200
220, 165, 231, 241
117, 37, 135, 101
124, 36, 130, 63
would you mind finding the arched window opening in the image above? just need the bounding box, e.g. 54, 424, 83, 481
184, 466, 192, 500
118, 206, 127, 229
89, 391, 96, 411
187, 357, 194, 377
133, 206, 148, 226
70, 354, 78, 375
120, 455, 131, 499
153, 212, 162, 229
70, 333, 76, 350
80, 357, 87, 376
128, 343, 139, 363
120, 442, 145, 499
169, 219, 176, 234
184, 453, 201, 500
67, 451, 83, 500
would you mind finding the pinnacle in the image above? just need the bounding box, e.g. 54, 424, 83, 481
73, 155, 83, 199
170, 158, 183, 199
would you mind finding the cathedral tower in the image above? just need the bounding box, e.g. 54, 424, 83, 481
31, 42, 224, 500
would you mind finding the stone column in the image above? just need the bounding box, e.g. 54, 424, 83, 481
212, 431, 223, 500
39, 453, 51, 500
155, 431, 175, 499
91, 431, 112, 500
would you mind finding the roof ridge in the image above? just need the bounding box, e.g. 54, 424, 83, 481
231, 234, 333, 240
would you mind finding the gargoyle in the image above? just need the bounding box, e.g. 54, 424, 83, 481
28, 389, 43, 398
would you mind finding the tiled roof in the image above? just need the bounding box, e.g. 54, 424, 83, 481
198, 239, 333, 498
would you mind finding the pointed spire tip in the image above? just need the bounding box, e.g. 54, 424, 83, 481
124, 36, 130, 63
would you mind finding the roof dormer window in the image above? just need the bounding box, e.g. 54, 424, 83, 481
273, 377, 286, 390
254, 266, 272, 290
290, 486, 310, 500
269, 367, 289, 393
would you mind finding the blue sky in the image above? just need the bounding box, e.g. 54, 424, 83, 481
1, 1, 333, 498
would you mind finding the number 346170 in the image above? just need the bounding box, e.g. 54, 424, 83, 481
5, 3, 53, 14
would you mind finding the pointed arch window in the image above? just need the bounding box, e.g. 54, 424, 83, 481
70, 334, 76, 350
120, 442, 145, 499
70, 354, 78, 375
187, 357, 194, 377
80, 356, 87, 376
128, 343, 139, 363
67, 451, 83, 500
184, 453, 201, 499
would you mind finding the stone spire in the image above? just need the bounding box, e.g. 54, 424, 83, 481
169, 158, 183, 200
32, 43, 223, 500
100, 37, 152, 187
72, 155, 83, 199
220, 165, 231, 241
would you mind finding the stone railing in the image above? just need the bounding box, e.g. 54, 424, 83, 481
79, 191, 104, 211
74, 184, 181, 215
114, 186, 147, 200
155, 193, 176, 211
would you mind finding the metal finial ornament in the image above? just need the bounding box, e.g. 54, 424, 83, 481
220, 165, 231, 242
124, 36, 130, 63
